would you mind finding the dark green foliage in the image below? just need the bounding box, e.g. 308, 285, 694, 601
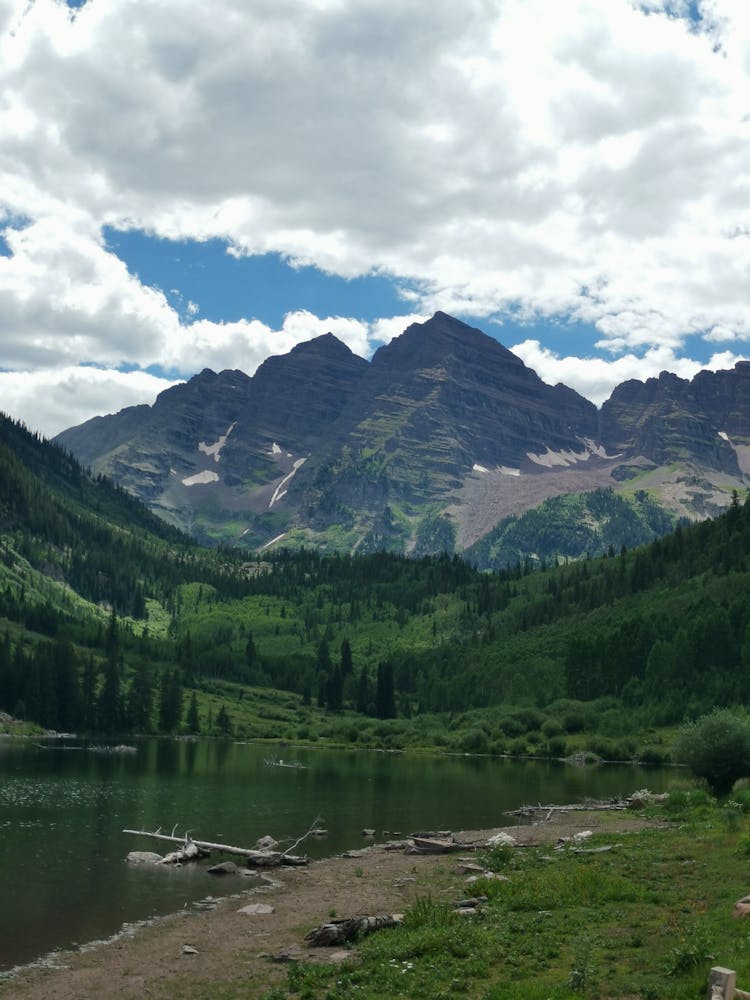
98, 654, 123, 733
376, 661, 396, 719
158, 669, 183, 733
673, 708, 750, 796
186, 691, 200, 733
215, 703, 232, 736
127, 659, 154, 733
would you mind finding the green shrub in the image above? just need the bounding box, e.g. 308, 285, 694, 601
673, 709, 750, 797
459, 728, 489, 753
541, 718, 564, 738
732, 788, 750, 812
499, 715, 525, 738
546, 736, 567, 758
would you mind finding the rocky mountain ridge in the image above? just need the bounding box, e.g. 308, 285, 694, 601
55, 312, 750, 559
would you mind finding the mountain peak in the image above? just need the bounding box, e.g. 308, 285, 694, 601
372, 311, 522, 373
287, 331, 358, 360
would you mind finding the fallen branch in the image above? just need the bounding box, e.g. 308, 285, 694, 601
280, 815, 325, 859
506, 800, 627, 818
123, 827, 310, 866
159, 835, 206, 865
306, 913, 403, 947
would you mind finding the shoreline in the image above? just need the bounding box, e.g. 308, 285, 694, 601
0, 808, 661, 1000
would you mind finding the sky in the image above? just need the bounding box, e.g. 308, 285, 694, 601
1, 0, 749, 437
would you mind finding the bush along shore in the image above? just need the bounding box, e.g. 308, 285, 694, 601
7, 786, 750, 1000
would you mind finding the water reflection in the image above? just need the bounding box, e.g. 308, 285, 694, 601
0, 738, 673, 972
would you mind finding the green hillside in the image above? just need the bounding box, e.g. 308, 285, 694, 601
465, 486, 677, 569
2, 410, 750, 760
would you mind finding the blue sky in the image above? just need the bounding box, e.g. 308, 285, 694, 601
103, 227, 720, 377
103, 229, 411, 333
0, 0, 748, 435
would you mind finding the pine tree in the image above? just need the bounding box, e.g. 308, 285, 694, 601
340, 638, 353, 677
98, 654, 123, 733
158, 668, 183, 733
127, 659, 154, 733
355, 666, 371, 715
186, 691, 200, 734
215, 703, 232, 736
375, 661, 396, 719
326, 665, 343, 712
81, 655, 98, 731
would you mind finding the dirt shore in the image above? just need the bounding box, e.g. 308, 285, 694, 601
1, 810, 658, 1000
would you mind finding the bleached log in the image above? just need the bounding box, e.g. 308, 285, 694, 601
159, 838, 203, 865
506, 801, 627, 817
122, 828, 309, 866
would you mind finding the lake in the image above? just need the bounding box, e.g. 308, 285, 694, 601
0, 737, 673, 972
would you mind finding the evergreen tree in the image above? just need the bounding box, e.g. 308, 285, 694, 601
340, 638, 353, 677
355, 666, 371, 715
127, 659, 153, 733
186, 691, 200, 734
158, 668, 183, 733
53, 639, 81, 731
22, 653, 41, 724
98, 654, 123, 733
80, 655, 98, 731
375, 661, 396, 719
326, 665, 343, 712
215, 703, 232, 736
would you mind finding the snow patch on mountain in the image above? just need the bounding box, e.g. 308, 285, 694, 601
474, 463, 520, 476
259, 532, 288, 552
198, 422, 236, 462
269, 457, 307, 508
182, 470, 220, 486
527, 439, 619, 469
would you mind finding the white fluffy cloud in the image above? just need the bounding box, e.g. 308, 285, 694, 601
512, 339, 746, 406
0, 365, 177, 438
0, 0, 749, 432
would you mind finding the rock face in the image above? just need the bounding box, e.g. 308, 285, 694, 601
56, 335, 368, 544
55, 313, 750, 557
600, 370, 742, 475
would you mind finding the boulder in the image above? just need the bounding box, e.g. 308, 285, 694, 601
255, 835, 278, 851
126, 851, 163, 864
207, 861, 238, 875
238, 903, 275, 916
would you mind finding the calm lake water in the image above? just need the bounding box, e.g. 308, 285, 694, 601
0, 737, 673, 972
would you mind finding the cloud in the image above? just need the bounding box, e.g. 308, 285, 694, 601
0, 365, 178, 438
0, 308, 428, 435
512, 338, 747, 406
0, 0, 749, 430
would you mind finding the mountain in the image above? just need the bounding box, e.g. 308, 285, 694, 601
58, 335, 368, 544
7, 395, 750, 752
55, 313, 749, 559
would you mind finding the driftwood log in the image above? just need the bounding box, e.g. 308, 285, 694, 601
506, 800, 627, 818
157, 836, 209, 864
305, 913, 403, 947
122, 827, 312, 866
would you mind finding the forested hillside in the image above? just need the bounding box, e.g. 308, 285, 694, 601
2, 410, 750, 758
